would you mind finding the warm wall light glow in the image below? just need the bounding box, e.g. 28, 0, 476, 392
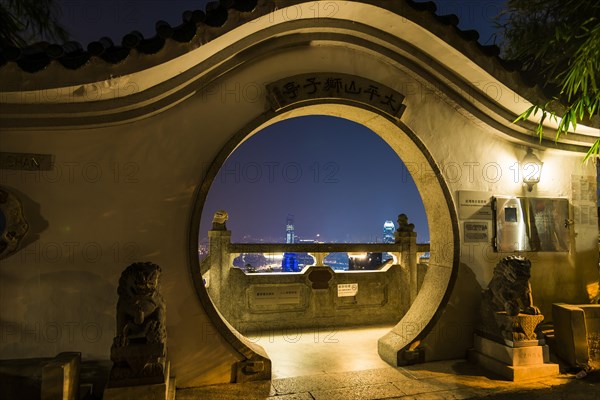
521, 149, 543, 191
586, 282, 599, 301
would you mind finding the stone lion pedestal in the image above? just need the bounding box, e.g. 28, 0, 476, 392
469, 256, 558, 381
104, 361, 173, 400
469, 313, 558, 381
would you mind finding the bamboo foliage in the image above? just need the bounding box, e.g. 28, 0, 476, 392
498, 0, 600, 160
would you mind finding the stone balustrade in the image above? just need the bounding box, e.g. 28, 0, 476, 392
200, 228, 429, 333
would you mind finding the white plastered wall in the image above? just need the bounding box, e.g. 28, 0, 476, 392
0, 0, 597, 386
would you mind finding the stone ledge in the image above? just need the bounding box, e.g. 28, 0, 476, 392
104, 362, 173, 400
41, 352, 81, 400
473, 335, 549, 366
468, 349, 558, 381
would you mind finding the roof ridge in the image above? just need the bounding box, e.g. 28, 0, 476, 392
0, 0, 552, 107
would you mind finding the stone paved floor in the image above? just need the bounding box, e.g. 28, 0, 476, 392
247, 325, 394, 378
177, 360, 600, 399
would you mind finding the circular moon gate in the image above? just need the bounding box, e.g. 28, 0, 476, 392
189, 99, 459, 375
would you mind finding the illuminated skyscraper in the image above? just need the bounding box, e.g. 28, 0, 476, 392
285, 214, 295, 244
383, 220, 395, 243
381, 220, 396, 264
282, 214, 299, 272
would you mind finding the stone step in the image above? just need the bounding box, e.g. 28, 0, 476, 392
473, 335, 549, 366
468, 349, 559, 381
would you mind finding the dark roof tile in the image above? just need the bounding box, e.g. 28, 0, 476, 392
477, 43, 500, 57
87, 41, 105, 56
436, 14, 459, 26
17, 51, 50, 73
192, 10, 207, 23
205, 2, 229, 27
57, 50, 90, 69
172, 22, 198, 43
137, 35, 166, 55
156, 21, 173, 39
99, 46, 130, 64
122, 31, 144, 48
498, 58, 522, 72
45, 44, 64, 59
457, 29, 480, 42
407, 0, 437, 12
2, 46, 21, 61
233, 0, 257, 12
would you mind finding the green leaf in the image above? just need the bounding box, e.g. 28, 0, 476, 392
583, 138, 600, 162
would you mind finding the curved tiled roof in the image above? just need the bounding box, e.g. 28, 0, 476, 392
3, 0, 576, 124
1, 0, 596, 149
1, 0, 520, 73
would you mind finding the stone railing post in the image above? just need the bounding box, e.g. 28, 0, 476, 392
207, 210, 232, 314
395, 214, 418, 304
208, 228, 231, 310
307, 252, 329, 266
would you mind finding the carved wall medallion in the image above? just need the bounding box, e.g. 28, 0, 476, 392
0, 186, 29, 259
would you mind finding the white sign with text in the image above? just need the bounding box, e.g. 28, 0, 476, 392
458, 190, 493, 220
337, 283, 358, 297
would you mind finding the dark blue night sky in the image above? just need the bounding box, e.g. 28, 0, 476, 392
56, 1, 505, 46
201, 116, 429, 243
55, 0, 506, 244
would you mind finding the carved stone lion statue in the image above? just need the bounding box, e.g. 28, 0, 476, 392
212, 210, 228, 230
114, 262, 166, 346
394, 213, 415, 243
480, 256, 543, 342
482, 255, 540, 317
109, 262, 167, 385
